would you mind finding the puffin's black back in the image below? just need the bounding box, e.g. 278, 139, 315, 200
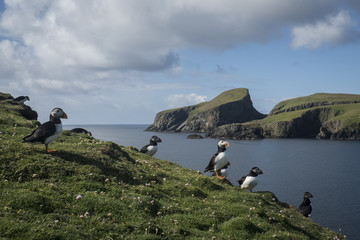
237, 175, 246, 185
204, 152, 218, 172
140, 144, 151, 153
23, 121, 56, 143
298, 192, 313, 217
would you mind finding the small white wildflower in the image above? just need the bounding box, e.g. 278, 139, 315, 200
76, 195, 82, 200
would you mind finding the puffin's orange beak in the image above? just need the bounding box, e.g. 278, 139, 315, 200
226, 142, 230, 147
62, 113, 68, 119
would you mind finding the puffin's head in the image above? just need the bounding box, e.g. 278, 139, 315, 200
304, 192, 313, 199
151, 135, 162, 143
217, 139, 230, 148
51, 107, 68, 119
251, 166, 263, 175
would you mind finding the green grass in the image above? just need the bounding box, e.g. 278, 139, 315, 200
261, 103, 360, 131
190, 88, 248, 115
157, 88, 248, 117
271, 93, 360, 114
0, 97, 345, 239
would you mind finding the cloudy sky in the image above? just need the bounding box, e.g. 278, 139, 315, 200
1, 0, 359, 124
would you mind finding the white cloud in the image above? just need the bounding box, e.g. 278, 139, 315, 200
0, 0, 360, 123
291, 10, 360, 49
1, 0, 355, 76
166, 93, 209, 108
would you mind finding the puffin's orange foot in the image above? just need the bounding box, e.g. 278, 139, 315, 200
215, 171, 225, 180
47, 149, 57, 152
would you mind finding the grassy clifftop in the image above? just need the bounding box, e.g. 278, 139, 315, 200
0, 96, 344, 239
158, 88, 249, 116
269, 93, 360, 116
190, 88, 249, 115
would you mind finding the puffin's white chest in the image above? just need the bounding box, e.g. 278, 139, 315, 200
214, 152, 227, 171
241, 176, 258, 190
146, 145, 158, 156
44, 123, 62, 145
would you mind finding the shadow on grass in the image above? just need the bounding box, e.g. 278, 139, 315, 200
52, 150, 135, 183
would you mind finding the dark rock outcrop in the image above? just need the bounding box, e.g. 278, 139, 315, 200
186, 134, 204, 139
146, 88, 266, 132
17, 105, 38, 120
0, 93, 38, 120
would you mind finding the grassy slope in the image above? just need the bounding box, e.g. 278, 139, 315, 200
0, 101, 344, 239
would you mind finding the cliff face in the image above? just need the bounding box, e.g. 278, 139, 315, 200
146, 88, 266, 132
207, 93, 360, 140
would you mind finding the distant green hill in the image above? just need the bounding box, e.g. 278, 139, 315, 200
0, 93, 344, 239
146, 88, 266, 132
208, 93, 360, 140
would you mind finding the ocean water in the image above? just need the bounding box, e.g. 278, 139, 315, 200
65, 124, 360, 239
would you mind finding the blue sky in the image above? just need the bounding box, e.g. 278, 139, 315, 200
0, 0, 359, 124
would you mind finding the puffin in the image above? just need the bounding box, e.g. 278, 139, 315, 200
204, 139, 230, 180
14, 96, 30, 103
140, 135, 162, 156
23, 107, 68, 152
298, 192, 314, 217
237, 167, 263, 192
70, 128, 92, 136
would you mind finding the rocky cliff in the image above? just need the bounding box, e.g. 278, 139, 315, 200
207, 93, 360, 140
146, 88, 266, 132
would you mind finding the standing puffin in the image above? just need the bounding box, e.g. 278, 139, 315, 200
298, 192, 314, 217
70, 128, 92, 136
23, 107, 68, 152
204, 140, 230, 180
140, 135, 162, 156
237, 167, 263, 192
14, 96, 30, 103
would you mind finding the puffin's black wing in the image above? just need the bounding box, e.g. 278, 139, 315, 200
237, 175, 246, 186
204, 152, 218, 173
140, 144, 150, 153
23, 121, 56, 143
298, 203, 312, 217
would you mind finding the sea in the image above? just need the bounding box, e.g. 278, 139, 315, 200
64, 124, 360, 239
